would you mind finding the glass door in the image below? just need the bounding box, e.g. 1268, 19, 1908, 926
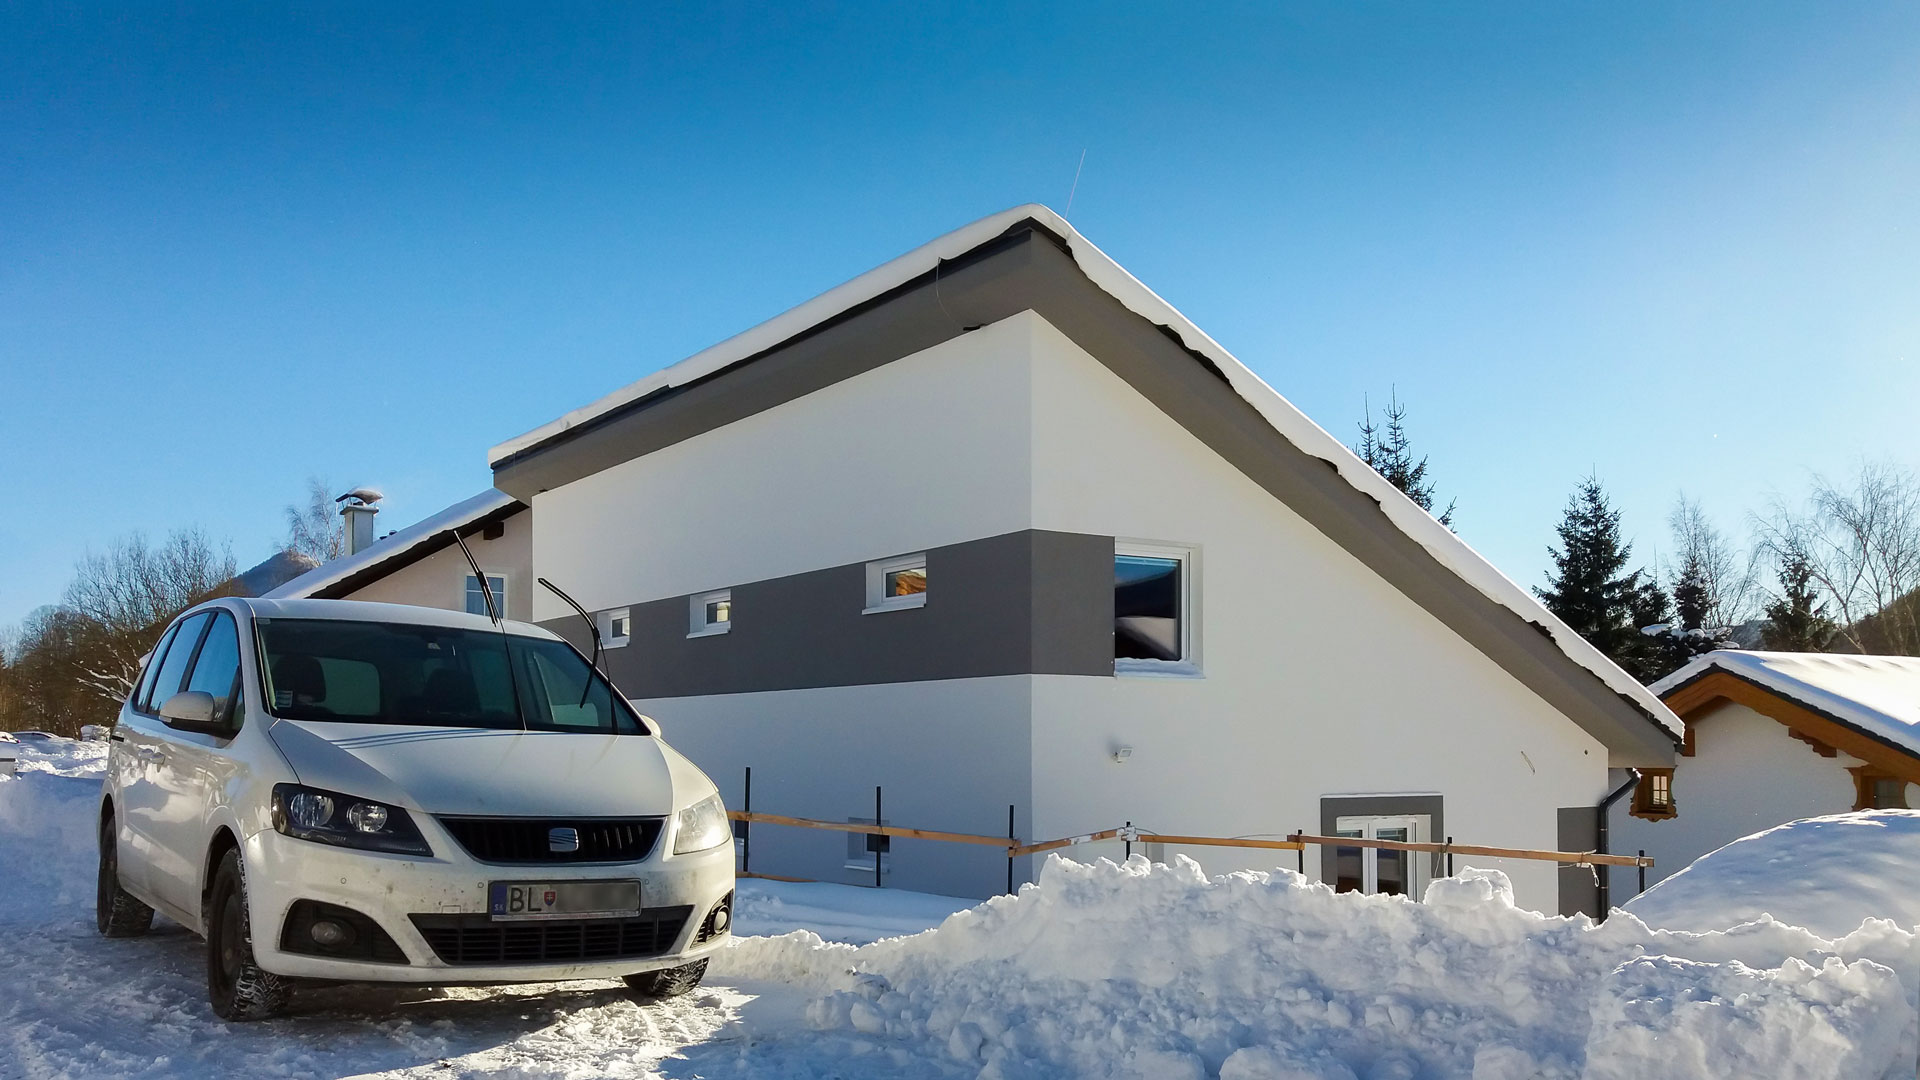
1332, 815, 1428, 897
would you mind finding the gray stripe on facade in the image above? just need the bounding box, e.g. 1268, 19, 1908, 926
544, 529, 1115, 698
500, 219, 1674, 763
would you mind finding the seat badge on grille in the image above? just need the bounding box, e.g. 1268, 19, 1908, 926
547, 827, 581, 853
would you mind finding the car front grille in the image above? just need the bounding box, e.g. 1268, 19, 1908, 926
408, 907, 694, 966
435, 816, 664, 864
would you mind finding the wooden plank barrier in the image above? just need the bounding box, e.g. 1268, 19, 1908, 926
727, 810, 1014, 849
1286, 832, 1653, 868
721, 810, 1652, 885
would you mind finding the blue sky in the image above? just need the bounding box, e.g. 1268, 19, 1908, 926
4, 3, 1917, 629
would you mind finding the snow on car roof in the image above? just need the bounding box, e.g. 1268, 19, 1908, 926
1654, 649, 1920, 757
237, 596, 558, 639
489, 203, 1679, 739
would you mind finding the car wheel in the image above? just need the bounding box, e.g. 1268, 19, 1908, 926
623, 958, 709, 1000
205, 848, 290, 1021
96, 815, 154, 938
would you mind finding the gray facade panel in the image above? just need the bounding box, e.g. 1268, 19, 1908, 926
1556, 806, 1601, 918
1030, 530, 1118, 676
1318, 795, 1446, 888
552, 529, 1115, 699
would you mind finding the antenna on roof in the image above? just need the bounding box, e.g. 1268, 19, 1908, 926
1066, 148, 1087, 216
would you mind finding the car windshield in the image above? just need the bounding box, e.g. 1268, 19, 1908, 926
255, 618, 647, 734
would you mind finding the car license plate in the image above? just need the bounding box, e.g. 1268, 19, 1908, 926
488, 880, 640, 921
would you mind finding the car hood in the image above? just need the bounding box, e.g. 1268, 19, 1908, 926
265, 720, 716, 817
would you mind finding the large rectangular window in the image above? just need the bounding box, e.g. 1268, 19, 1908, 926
1114, 543, 1195, 672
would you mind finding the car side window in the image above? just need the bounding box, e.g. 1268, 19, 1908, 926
131, 621, 183, 712
143, 612, 211, 716
182, 612, 244, 730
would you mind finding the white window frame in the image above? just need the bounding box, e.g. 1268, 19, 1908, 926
864, 553, 927, 614
688, 589, 732, 637
599, 607, 631, 649
844, 817, 891, 874
1333, 814, 1430, 897
464, 573, 509, 620
1113, 540, 1200, 677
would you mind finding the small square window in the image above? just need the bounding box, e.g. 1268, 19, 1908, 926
1114, 543, 1197, 674
465, 574, 507, 619
845, 817, 891, 874
601, 608, 631, 649
1851, 767, 1910, 811
1630, 769, 1677, 820
689, 589, 731, 637
864, 554, 927, 614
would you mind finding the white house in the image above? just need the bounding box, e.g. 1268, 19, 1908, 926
483, 205, 1680, 913
268, 489, 531, 619
1608, 650, 1920, 896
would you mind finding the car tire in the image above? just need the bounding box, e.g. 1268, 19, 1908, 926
96, 815, 154, 938
623, 958, 708, 1000
205, 849, 290, 1021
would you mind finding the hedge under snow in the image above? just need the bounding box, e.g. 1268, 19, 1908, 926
713, 855, 1920, 1080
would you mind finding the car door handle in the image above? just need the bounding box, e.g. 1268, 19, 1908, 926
136, 746, 166, 763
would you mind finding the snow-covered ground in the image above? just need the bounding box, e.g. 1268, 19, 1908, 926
4, 737, 1920, 1078
1626, 809, 1920, 939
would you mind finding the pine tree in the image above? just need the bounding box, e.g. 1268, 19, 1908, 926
1761, 550, 1837, 651
1535, 476, 1673, 682
1355, 392, 1456, 528
1671, 551, 1712, 632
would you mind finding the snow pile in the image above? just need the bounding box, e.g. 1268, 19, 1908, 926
716, 857, 1919, 1080
1628, 810, 1920, 939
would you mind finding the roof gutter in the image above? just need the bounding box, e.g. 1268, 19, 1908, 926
1594, 768, 1641, 919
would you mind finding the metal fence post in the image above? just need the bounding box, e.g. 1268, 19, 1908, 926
1124, 820, 1132, 861
1007, 805, 1016, 895
742, 766, 751, 876
1445, 835, 1454, 878
1296, 827, 1304, 875
1638, 850, 1646, 895
874, 786, 884, 888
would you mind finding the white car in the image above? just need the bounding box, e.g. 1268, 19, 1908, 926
97, 597, 735, 1021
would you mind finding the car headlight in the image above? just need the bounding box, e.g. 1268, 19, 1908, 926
673, 793, 731, 855
270, 783, 432, 856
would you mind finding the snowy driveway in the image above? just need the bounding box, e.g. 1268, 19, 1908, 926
0, 748, 969, 1080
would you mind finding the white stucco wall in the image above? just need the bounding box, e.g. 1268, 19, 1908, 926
1021, 315, 1613, 912
526, 309, 1621, 912
530, 314, 1037, 621
1607, 700, 1905, 892
632, 677, 1034, 900
341, 510, 532, 621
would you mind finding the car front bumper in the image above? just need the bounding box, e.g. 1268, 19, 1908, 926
242, 824, 735, 984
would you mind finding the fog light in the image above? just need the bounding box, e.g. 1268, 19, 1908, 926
309, 919, 353, 948
711, 907, 730, 933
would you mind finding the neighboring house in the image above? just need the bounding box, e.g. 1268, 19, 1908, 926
482, 205, 1681, 912
266, 489, 530, 620
1608, 650, 1920, 895
229, 549, 321, 597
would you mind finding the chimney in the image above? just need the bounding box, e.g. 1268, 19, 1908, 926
334, 487, 384, 557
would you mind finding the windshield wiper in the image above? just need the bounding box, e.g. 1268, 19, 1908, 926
538, 577, 604, 707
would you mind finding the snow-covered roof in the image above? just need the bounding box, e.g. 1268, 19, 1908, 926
489, 204, 1681, 742
264, 488, 523, 601
1654, 650, 1920, 758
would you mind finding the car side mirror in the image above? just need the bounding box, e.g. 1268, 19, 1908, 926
159, 690, 223, 733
